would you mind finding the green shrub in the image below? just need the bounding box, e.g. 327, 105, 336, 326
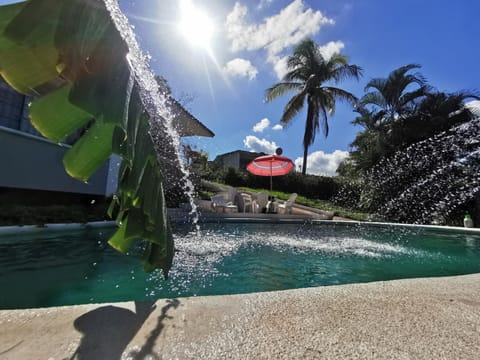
207, 167, 363, 209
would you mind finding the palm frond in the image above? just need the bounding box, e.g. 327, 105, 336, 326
451, 90, 480, 102
303, 96, 321, 147
292, 38, 317, 59
331, 63, 363, 83
327, 53, 348, 66
398, 85, 429, 107
352, 106, 383, 129
265, 82, 302, 102
323, 86, 358, 107
361, 91, 387, 108
283, 68, 309, 82
286, 53, 306, 70
318, 96, 330, 138
389, 64, 423, 82
281, 90, 307, 125
364, 77, 388, 93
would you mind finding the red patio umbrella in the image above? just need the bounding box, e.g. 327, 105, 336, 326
246, 154, 295, 192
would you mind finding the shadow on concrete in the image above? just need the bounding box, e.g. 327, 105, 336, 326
71, 300, 159, 360
128, 298, 181, 359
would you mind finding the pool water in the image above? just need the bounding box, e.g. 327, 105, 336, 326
1, 222, 480, 309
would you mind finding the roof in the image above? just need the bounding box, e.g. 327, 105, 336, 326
214, 150, 266, 161
169, 98, 215, 138
156, 75, 214, 138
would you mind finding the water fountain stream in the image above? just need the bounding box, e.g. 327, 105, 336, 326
104, 0, 199, 225
365, 117, 480, 224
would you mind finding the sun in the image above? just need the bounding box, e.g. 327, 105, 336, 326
178, 0, 215, 49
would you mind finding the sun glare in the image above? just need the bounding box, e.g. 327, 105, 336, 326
178, 0, 215, 49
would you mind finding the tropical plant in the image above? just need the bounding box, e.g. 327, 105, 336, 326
347, 64, 480, 220
349, 64, 479, 173
360, 63, 429, 122
0, 0, 174, 276
265, 38, 362, 175
350, 92, 479, 172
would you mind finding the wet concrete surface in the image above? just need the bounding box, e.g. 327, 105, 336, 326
1, 274, 480, 359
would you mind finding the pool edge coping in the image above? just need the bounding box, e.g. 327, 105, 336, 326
0, 217, 479, 235
0, 221, 116, 235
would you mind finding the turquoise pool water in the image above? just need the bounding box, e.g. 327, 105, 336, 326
1, 221, 480, 309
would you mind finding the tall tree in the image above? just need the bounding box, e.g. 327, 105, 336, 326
266, 38, 362, 175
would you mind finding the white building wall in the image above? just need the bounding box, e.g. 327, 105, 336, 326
0, 126, 109, 195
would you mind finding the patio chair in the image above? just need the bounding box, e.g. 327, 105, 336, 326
226, 187, 238, 203
252, 192, 269, 213
210, 195, 237, 213
235, 192, 254, 213
277, 193, 298, 215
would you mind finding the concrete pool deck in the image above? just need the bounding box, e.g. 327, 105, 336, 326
1, 273, 480, 359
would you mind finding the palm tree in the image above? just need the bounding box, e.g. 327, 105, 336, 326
266, 38, 362, 175
360, 64, 429, 122
350, 64, 430, 168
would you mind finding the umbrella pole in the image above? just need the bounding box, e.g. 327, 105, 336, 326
270, 161, 273, 192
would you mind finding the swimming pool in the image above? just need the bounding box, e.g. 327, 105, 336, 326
1, 220, 480, 309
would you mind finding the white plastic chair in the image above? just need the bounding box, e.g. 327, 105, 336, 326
235, 193, 254, 213
277, 193, 297, 214
211, 195, 237, 213
226, 188, 238, 203
252, 192, 269, 213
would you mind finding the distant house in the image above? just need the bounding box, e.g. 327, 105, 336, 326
0, 76, 214, 197
214, 150, 266, 171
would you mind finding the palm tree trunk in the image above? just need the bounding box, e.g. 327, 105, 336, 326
302, 147, 308, 175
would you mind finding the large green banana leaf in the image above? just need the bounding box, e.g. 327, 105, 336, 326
0, 0, 174, 277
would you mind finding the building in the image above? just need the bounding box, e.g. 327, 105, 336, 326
0, 76, 214, 197
214, 150, 266, 171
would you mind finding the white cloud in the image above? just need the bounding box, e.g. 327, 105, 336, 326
318, 41, 345, 60
253, 118, 270, 132
226, 0, 334, 74
243, 135, 277, 154
295, 150, 349, 176
223, 58, 258, 80
272, 124, 283, 130
272, 55, 289, 79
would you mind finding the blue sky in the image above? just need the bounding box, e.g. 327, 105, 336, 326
2, 0, 480, 175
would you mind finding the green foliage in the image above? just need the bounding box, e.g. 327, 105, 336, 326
0, 0, 173, 276
224, 167, 248, 187
345, 63, 480, 223
360, 64, 428, 121
350, 64, 479, 174
336, 158, 358, 179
